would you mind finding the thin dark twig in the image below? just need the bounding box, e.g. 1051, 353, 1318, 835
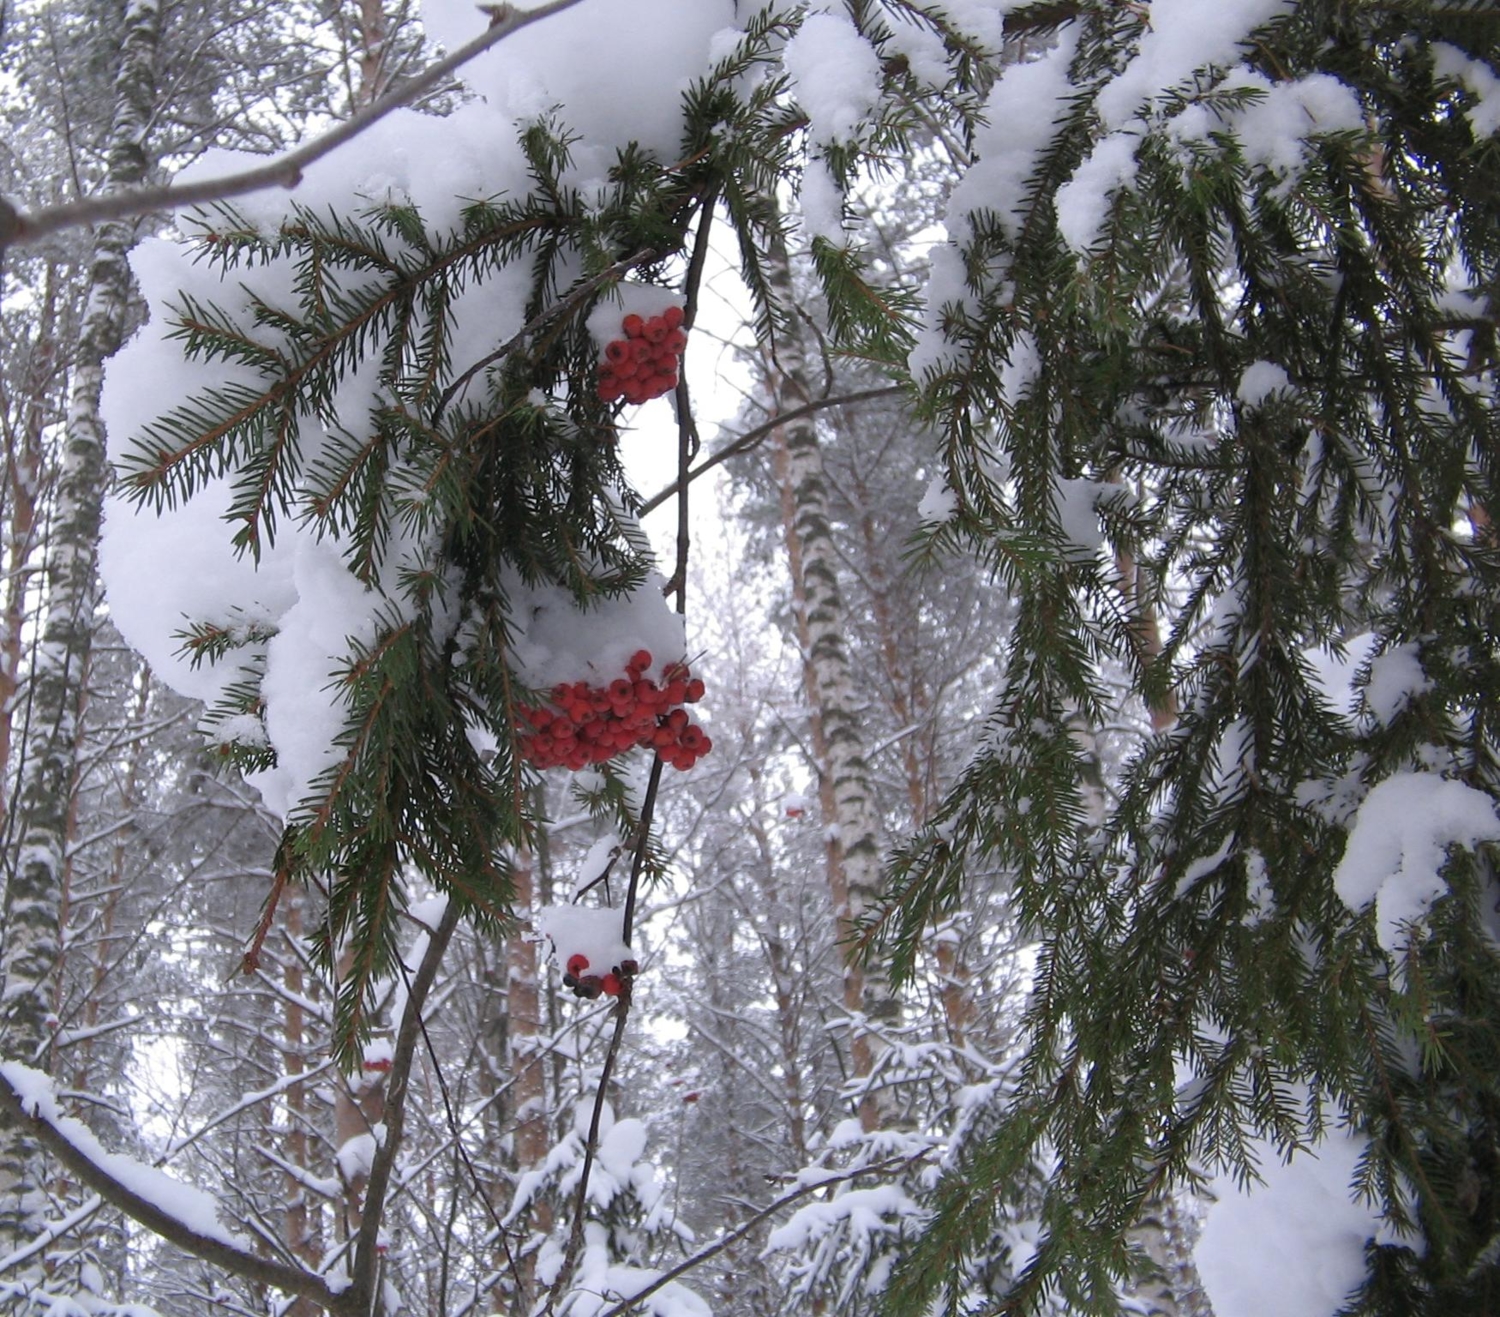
543, 995, 631, 1316
622, 756, 666, 947
347, 898, 462, 1312
432, 245, 660, 425
397, 940, 527, 1296
0, 1067, 350, 1311
0, 0, 589, 251
594, 1152, 931, 1317
640, 386, 904, 517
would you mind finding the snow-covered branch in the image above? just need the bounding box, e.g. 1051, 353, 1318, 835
0, 0, 587, 251
0, 1062, 350, 1311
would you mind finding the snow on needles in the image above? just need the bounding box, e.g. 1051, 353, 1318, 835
1332, 771, 1500, 959
1197, 1124, 1389, 1317
100, 0, 733, 821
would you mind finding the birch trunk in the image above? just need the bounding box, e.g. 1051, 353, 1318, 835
503, 846, 550, 1309
763, 242, 894, 1130
0, 262, 58, 820
0, 0, 160, 1253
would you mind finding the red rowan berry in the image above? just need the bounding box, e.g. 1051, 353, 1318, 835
622, 314, 644, 338
567, 953, 589, 977
663, 305, 684, 329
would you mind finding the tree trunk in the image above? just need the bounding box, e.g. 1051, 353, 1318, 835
503, 846, 550, 1309
0, 261, 58, 820
763, 241, 895, 1130
0, 0, 160, 1254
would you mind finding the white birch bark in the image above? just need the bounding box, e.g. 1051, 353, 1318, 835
0, 0, 160, 1253
763, 241, 896, 1129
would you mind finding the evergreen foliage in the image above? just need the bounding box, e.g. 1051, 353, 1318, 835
5, 0, 1496, 1313
873, 3, 1500, 1314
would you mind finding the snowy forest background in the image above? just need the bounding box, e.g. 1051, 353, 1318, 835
0, 1, 1496, 1315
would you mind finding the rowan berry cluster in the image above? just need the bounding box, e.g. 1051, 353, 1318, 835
563, 952, 639, 1000
597, 306, 686, 405
516, 650, 712, 772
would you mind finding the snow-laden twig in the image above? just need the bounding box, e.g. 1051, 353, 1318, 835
0, 0, 588, 251
595, 1152, 930, 1317
0, 1194, 104, 1277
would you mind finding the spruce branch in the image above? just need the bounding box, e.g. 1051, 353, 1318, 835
0, 0, 589, 251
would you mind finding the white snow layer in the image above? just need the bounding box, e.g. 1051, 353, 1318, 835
1332, 771, 1500, 956
783, 11, 882, 147
1236, 360, 1292, 406
1432, 42, 1500, 138
1197, 1127, 1384, 1317
536, 905, 634, 979
1095, 0, 1296, 131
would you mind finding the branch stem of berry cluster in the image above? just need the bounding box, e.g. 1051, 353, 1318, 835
432, 245, 661, 426
543, 190, 717, 1316
0, 0, 588, 253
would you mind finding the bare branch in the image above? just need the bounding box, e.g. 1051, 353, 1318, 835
346, 897, 463, 1312
433, 244, 661, 424
0, 0, 588, 251
639, 386, 905, 517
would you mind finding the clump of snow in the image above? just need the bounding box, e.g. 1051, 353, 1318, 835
336, 1130, 380, 1183
950, 27, 1082, 246
917, 476, 957, 525
798, 157, 849, 244
1056, 131, 1139, 254
1051, 477, 1104, 560
248, 538, 388, 818
1197, 1126, 1383, 1317
1332, 771, 1500, 956
783, 11, 882, 147
506, 572, 687, 694
1361, 644, 1430, 726
1432, 42, 1500, 138
420, 0, 736, 184
536, 905, 634, 980
586, 282, 685, 356
1236, 360, 1292, 407
1095, 0, 1295, 131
